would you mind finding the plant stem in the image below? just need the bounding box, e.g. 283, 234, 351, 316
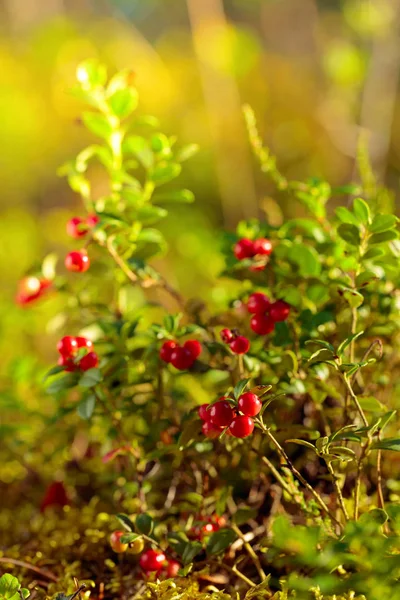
376, 448, 385, 510
326, 461, 349, 522
341, 374, 369, 428
231, 523, 267, 582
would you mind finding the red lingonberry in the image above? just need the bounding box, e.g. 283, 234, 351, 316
234, 238, 255, 260
201, 522, 215, 535
238, 392, 262, 417
229, 415, 254, 438
247, 292, 271, 314
75, 336, 93, 350
183, 339, 202, 360
250, 314, 275, 335
109, 530, 128, 553
165, 560, 181, 578
16, 277, 51, 306
40, 481, 69, 512
220, 328, 234, 343
139, 549, 166, 572
202, 420, 223, 439
66, 217, 88, 238
58, 355, 76, 372
250, 264, 266, 272
170, 347, 195, 370
86, 214, 100, 228
198, 404, 211, 421
159, 340, 178, 363
208, 399, 234, 427
79, 351, 99, 371
229, 336, 250, 354
57, 336, 78, 357
270, 299, 290, 322
253, 238, 272, 256
65, 250, 90, 273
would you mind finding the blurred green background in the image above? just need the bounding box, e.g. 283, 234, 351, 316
1, 0, 400, 374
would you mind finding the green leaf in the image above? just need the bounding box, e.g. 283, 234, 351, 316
108, 88, 138, 118
153, 189, 194, 204
337, 223, 360, 246
82, 112, 113, 140
360, 508, 388, 525
337, 331, 364, 356
123, 136, 153, 169
233, 378, 250, 400
135, 205, 168, 225
371, 438, 400, 452
181, 541, 203, 565
358, 396, 384, 412
150, 162, 181, 186
116, 513, 135, 532
77, 394, 96, 419
286, 439, 316, 451
79, 368, 103, 388
0, 575, 20, 599
340, 287, 364, 308
178, 418, 201, 450
233, 507, 258, 525
46, 373, 79, 394
356, 270, 378, 287
176, 144, 199, 162
305, 340, 335, 352
120, 532, 141, 544
379, 410, 396, 432
288, 244, 321, 277
42, 365, 65, 382
41, 252, 58, 280
369, 230, 398, 245
369, 214, 398, 233
76, 59, 107, 88
362, 247, 385, 260
135, 513, 154, 535
353, 197, 371, 224
206, 528, 237, 556
335, 207, 359, 226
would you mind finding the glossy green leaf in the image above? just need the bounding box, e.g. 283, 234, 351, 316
79, 368, 103, 388
206, 528, 237, 556
77, 394, 96, 419
337, 223, 360, 246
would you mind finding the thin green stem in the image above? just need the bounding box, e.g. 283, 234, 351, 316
342, 374, 369, 428
326, 461, 349, 522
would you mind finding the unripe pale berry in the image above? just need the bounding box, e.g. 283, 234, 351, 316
253, 238, 272, 256
220, 328, 234, 343
159, 340, 178, 363
66, 217, 88, 238
238, 392, 262, 417
247, 292, 271, 314
250, 314, 275, 335
229, 336, 250, 354
270, 299, 290, 322
139, 549, 166, 571
65, 250, 90, 273
208, 400, 234, 427
127, 537, 145, 554
183, 339, 202, 360
234, 238, 255, 260
79, 351, 99, 371
109, 530, 128, 553
170, 347, 195, 370
229, 415, 254, 438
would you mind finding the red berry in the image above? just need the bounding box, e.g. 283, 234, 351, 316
40, 481, 69, 512
159, 340, 178, 363
65, 250, 90, 272
58, 355, 76, 372
229, 336, 250, 354
75, 336, 93, 351
170, 347, 195, 370
79, 351, 99, 371
234, 238, 255, 260
229, 415, 254, 438
139, 549, 166, 572
165, 560, 180, 578
198, 404, 211, 421
250, 264, 266, 272
57, 336, 78, 357
220, 328, 234, 343
201, 522, 215, 535
183, 340, 202, 360
250, 314, 275, 335
247, 292, 271, 314
202, 420, 223, 439
66, 217, 88, 238
270, 299, 290, 322
86, 214, 100, 228
208, 400, 234, 427
253, 238, 272, 256
16, 277, 51, 306
109, 530, 128, 553
238, 392, 262, 417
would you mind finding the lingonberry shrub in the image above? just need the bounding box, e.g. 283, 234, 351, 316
14, 61, 400, 600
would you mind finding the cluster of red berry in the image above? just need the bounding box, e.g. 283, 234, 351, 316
198, 392, 262, 439
189, 513, 225, 540
109, 532, 180, 578
57, 335, 99, 372
16, 276, 52, 306
159, 339, 202, 370
220, 329, 250, 354
247, 292, 290, 335
234, 237, 272, 271
64, 215, 99, 273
